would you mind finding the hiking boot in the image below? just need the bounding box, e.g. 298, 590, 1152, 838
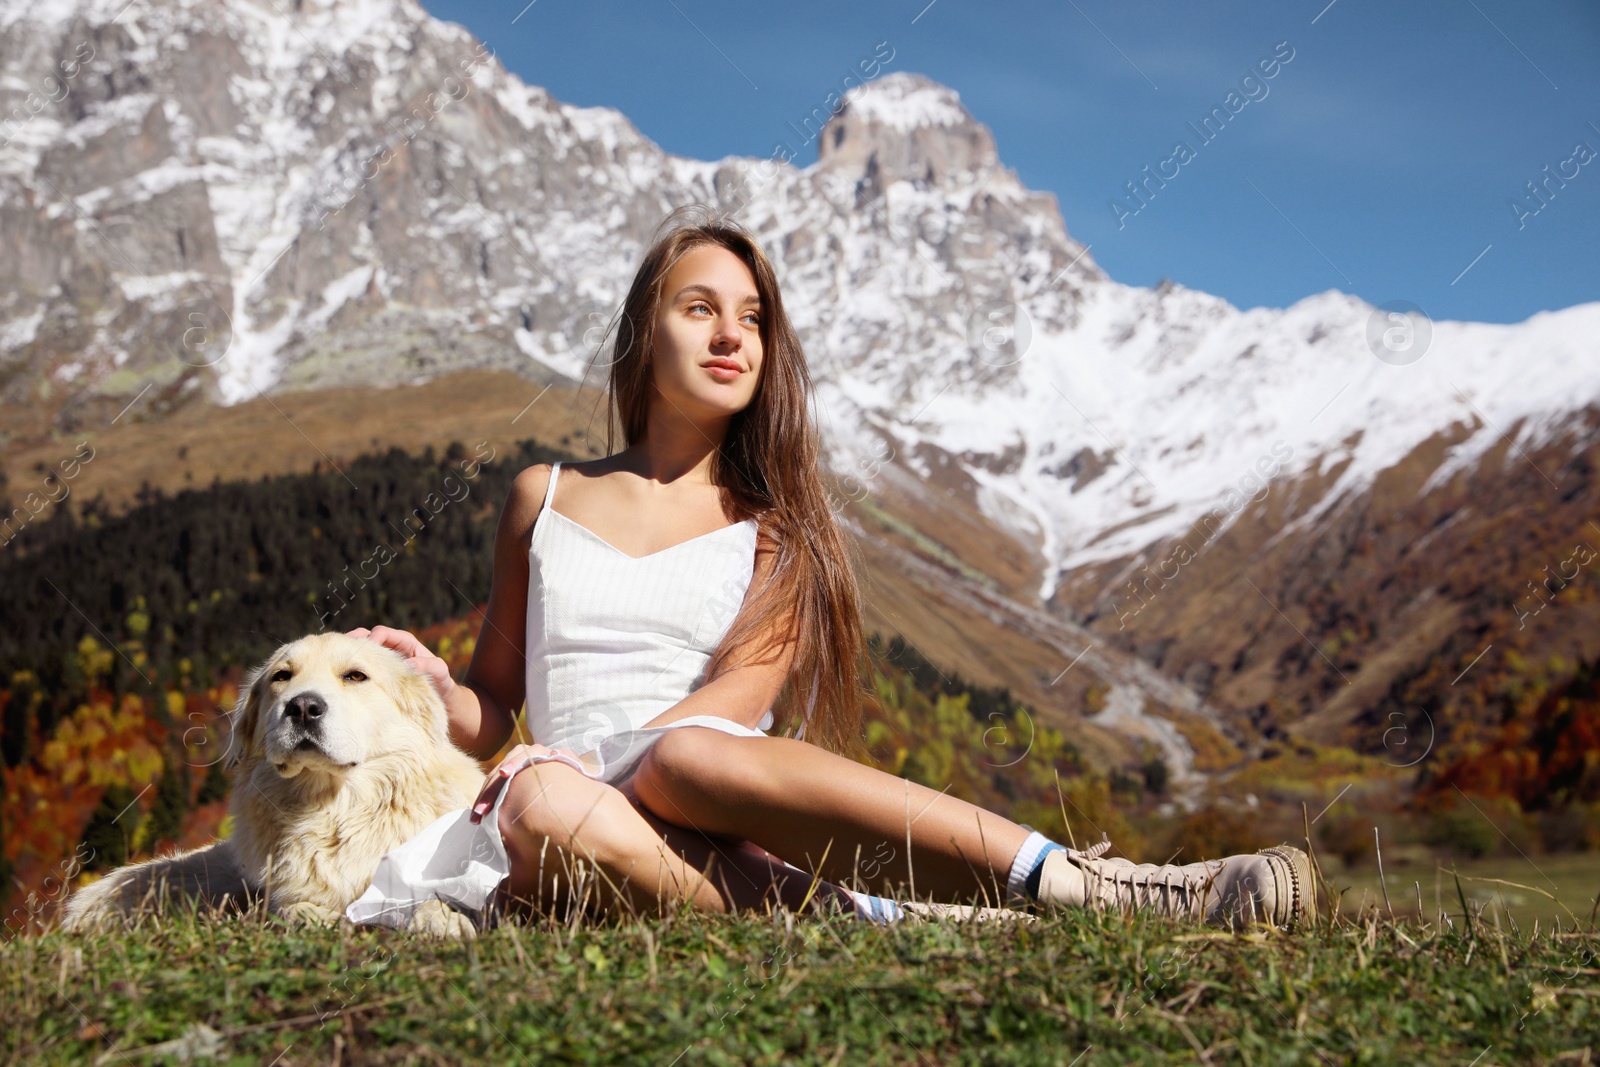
1036, 839, 1315, 930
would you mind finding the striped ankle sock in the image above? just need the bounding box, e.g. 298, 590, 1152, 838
844, 889, 906, 923
1006, 830, 1067, 903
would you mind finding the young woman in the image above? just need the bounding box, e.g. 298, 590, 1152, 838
352, 206, 1314, 929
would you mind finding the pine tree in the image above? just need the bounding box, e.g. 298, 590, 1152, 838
196, 760, 230, 806
79, 784, 140, 871
143, 761, 186, 847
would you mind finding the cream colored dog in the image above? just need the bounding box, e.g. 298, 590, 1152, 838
60, 632, 486, 938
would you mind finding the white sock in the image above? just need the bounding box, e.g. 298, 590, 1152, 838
1005, 830, 1066, 903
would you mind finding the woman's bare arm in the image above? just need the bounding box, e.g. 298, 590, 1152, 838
450, 463, 550, 761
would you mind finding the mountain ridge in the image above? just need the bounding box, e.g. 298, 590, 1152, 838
3, 0, 1597, 802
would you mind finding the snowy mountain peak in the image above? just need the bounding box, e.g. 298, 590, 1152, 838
817, 71, 999, 187
837, 71, 974, 131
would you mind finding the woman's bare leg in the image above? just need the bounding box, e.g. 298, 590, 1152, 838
630, 729, 1033, 904
493, 758, 856, 920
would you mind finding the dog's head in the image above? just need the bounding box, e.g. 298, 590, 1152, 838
225, 632, 453, 778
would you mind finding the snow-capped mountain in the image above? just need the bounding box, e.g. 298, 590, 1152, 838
5, 0, 1592, 580
4, 0, 1596, 786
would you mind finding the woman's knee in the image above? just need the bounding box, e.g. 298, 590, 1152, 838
634, 728, 773, 815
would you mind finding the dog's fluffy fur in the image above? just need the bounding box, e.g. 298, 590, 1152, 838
60, 632, 487, 938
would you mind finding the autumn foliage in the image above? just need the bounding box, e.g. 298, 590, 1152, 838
1420, 657, 1600, 820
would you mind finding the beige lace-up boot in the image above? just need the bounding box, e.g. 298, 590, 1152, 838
1035, 839, 1315, 930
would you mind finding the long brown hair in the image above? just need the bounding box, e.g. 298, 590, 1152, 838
588, 204, 867, 757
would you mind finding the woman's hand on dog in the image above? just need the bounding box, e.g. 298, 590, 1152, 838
346, 625, 458, 700
469, 742, 581, 824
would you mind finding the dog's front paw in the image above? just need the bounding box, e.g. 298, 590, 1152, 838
407, 898, 477, 941
278, 901, 344, 929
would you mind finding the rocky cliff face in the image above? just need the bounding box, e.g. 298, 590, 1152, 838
0, 0, 1095, 423
3, 0, 1597, 792
1, 0, 719, 417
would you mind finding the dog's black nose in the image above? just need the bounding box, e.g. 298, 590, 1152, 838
284, 692, 327, 726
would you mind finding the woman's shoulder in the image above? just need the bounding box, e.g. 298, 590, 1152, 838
500, 462, 559, 538
509, 460, 553, 497
503, 457, 613, 525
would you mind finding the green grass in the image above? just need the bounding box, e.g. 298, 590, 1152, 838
1327, 851, 1600, 930
5, 899, 1599, 1066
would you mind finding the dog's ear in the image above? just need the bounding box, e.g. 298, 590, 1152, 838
389, 655, 453, 748
224, 660, 274, 768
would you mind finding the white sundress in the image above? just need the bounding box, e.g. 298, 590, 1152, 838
348, 461, 895, 929
518, 459, 783, 784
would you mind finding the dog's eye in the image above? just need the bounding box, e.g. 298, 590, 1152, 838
343, 669, 368, 683
270, 668, 292, 683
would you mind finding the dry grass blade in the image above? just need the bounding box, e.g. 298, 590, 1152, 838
1374, 827, 1395, 922
1152, 1006, 1214, 1064
1453, 867, 1475, 940
1301, 802, 1334, 934
1441, 868, 1580, 929
796, 837, 835, 916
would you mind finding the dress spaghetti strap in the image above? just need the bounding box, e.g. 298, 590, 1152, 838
542, 461, 561, 512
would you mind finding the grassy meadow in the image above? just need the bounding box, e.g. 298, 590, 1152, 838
4, 889, 1599, 1066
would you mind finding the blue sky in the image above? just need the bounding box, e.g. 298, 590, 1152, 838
418, 0, 1599, 325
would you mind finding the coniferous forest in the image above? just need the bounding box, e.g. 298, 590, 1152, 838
0, 438, 550, 736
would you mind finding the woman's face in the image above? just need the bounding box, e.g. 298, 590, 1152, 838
649, 243, 765, 420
